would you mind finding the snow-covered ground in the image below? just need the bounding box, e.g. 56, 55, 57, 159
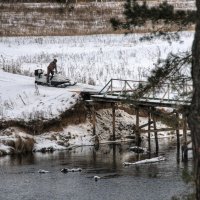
0, 32, 193, 86
0, 70, 80, 121
0, 32, 192, 156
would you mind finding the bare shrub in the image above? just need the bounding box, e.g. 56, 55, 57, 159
23, 138, 35, 152
14, 136, 35, 153
14, 136, 23, 153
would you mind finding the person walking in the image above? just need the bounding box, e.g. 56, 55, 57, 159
47, 59, 57, 83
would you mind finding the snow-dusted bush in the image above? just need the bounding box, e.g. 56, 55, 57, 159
0, 128, 36, 155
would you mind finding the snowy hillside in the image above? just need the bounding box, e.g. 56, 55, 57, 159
0, 70, 80, 121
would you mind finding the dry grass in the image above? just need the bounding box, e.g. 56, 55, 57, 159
0, 1, 195, 37
0, 2, 124, 36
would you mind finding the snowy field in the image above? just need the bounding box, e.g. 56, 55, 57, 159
0, 32, 194, 86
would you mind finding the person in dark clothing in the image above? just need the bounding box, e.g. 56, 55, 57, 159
47, 59, 57, 83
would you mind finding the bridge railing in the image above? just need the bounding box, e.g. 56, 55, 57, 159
98, 78, 193, 102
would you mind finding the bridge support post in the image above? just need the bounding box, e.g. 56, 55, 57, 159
152, 107, 159, 155
148, 109, 151, 154
176, 111, 180, 161
182, 114, 188, 162
135, 107, 141, 146
92, 105, 96, 136
112, 102, 116, 141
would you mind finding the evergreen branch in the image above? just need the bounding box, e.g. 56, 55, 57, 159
133, 51, 192, 98
110, 0, 196, 38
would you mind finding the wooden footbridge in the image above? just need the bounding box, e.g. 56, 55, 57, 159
82, 78, 192, 161
90, 78, 191, 107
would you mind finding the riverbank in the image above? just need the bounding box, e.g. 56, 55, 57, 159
0, 70, 135, 155
0, 70, 174, 156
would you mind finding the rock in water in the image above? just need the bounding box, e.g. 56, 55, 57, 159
94, 176, 101, 181
129, 146, 147, 153
38, 169, 49, 173
61, 168, 69, 173
61, 168, 82, 173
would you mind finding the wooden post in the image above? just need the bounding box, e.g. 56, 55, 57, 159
112, 102, 116, 141
92, 105, 96, 136
135, 107, 141, 146
182, 114, 188, 161
183, 114, 187, 145
176, 111, 180, 161
148, 109, 151, 153
152, 107, 159, 154
112, 144, 117, 169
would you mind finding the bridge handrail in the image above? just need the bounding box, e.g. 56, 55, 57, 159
98, 78, 193, 102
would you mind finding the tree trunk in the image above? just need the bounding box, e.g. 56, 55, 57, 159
188, 0, 200, 198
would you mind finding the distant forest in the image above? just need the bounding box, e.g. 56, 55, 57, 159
1, 0, 66, 2
0, 0, 124, 3
0, 0, 78, 3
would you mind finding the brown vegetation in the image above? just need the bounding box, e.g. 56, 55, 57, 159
0, 128, 36, 155
0, 1, 195, 37
0, 2, 125, 36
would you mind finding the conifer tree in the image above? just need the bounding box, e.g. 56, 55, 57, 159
111, 1, 200, 198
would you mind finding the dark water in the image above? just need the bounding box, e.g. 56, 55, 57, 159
0, 138, 194, 200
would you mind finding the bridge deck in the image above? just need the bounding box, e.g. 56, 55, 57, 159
91, 94, 190, 108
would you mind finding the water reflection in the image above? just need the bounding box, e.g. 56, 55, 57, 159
0, 139, 194, 200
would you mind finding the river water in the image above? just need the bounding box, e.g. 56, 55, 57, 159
0, 138, 194, 200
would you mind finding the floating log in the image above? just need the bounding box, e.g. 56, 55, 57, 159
123, 156, 166, 166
